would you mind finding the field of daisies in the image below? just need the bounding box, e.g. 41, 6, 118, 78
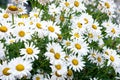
0, 0, 120, 80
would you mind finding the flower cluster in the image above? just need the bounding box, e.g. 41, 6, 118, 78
0, 0, 120, 80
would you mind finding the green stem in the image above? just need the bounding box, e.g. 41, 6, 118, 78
12, 14, 14, 25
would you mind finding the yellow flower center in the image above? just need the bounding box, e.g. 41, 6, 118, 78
16, 64, 24, 71
21, 14, 29, 18
2, 68, 10, 76
67, 69, 73, 76
84, 18, 88, 24
26, 48, 33, 55
55, 64, 61, 70
105, 51, 109, 55
55, 71, 61, 77
110, 55, 114, 62
92, 24, 97, 30
65, 2, 70, 7
50, 48, 55, 53
97, 57, 101, 62
74, 1, 80, 7
36, 23, 42, 29
3, 13, 9, 18
0, 26, 8, 32
92, 53, 96, 58
30, 21, 33, 25
88, 33, 93, 38
66, 41, 71, 46
36, 77, 40, 80
18, 30, 25, 37
18, 8, 23, 12
60, 16, 65, 22
48, 26, 55, 32
34, 14, 39, 18
77, 22, 82, 28
111, 28, 116, 34
105, 2, 110, 8
8, 5, 18, 11
74, 33, 80, 38
54, 53, 60, 59
72, 59, 79, 66
75, 43, 81, 50
18, 22, 25, 26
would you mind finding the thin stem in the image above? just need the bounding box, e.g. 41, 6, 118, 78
12, 14, 14, 25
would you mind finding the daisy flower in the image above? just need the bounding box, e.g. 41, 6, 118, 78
45, 42, 66, 64
48, 4, 60, 16
70, 0, 86, 12
20, 42, 40, 61
9, 57, 32, 79
67, 54, 85, 72
50, 71, 66, 80
98, 0, 116, 17
11, 24, 32, 42
0, 11, 12, 22
46, 21, 61, 40
68, 39, 89, 56
59, 0, 72, 12
66, 69, 73, 80
32, 74, 44, 80
79, 13, 93, 26
31, 20, 48, 38
70, 16, 87, 34
62, 39, 71, 48
0, 61, 15, 80
50, 60, 67, 75
105, 23, 120, 39
0, 22, 13, 40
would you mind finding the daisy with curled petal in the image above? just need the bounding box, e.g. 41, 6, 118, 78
32, 74, 44, 80
68, 39, 89, 56
20, 42, 40, 61
50, 60, 67, 75
9, 57, 32, 79
116, 44, 120, 53
46, 21, 61, 40
6, 4, 19, 14
0, 61, 15, 80
67, 54, 85, 72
